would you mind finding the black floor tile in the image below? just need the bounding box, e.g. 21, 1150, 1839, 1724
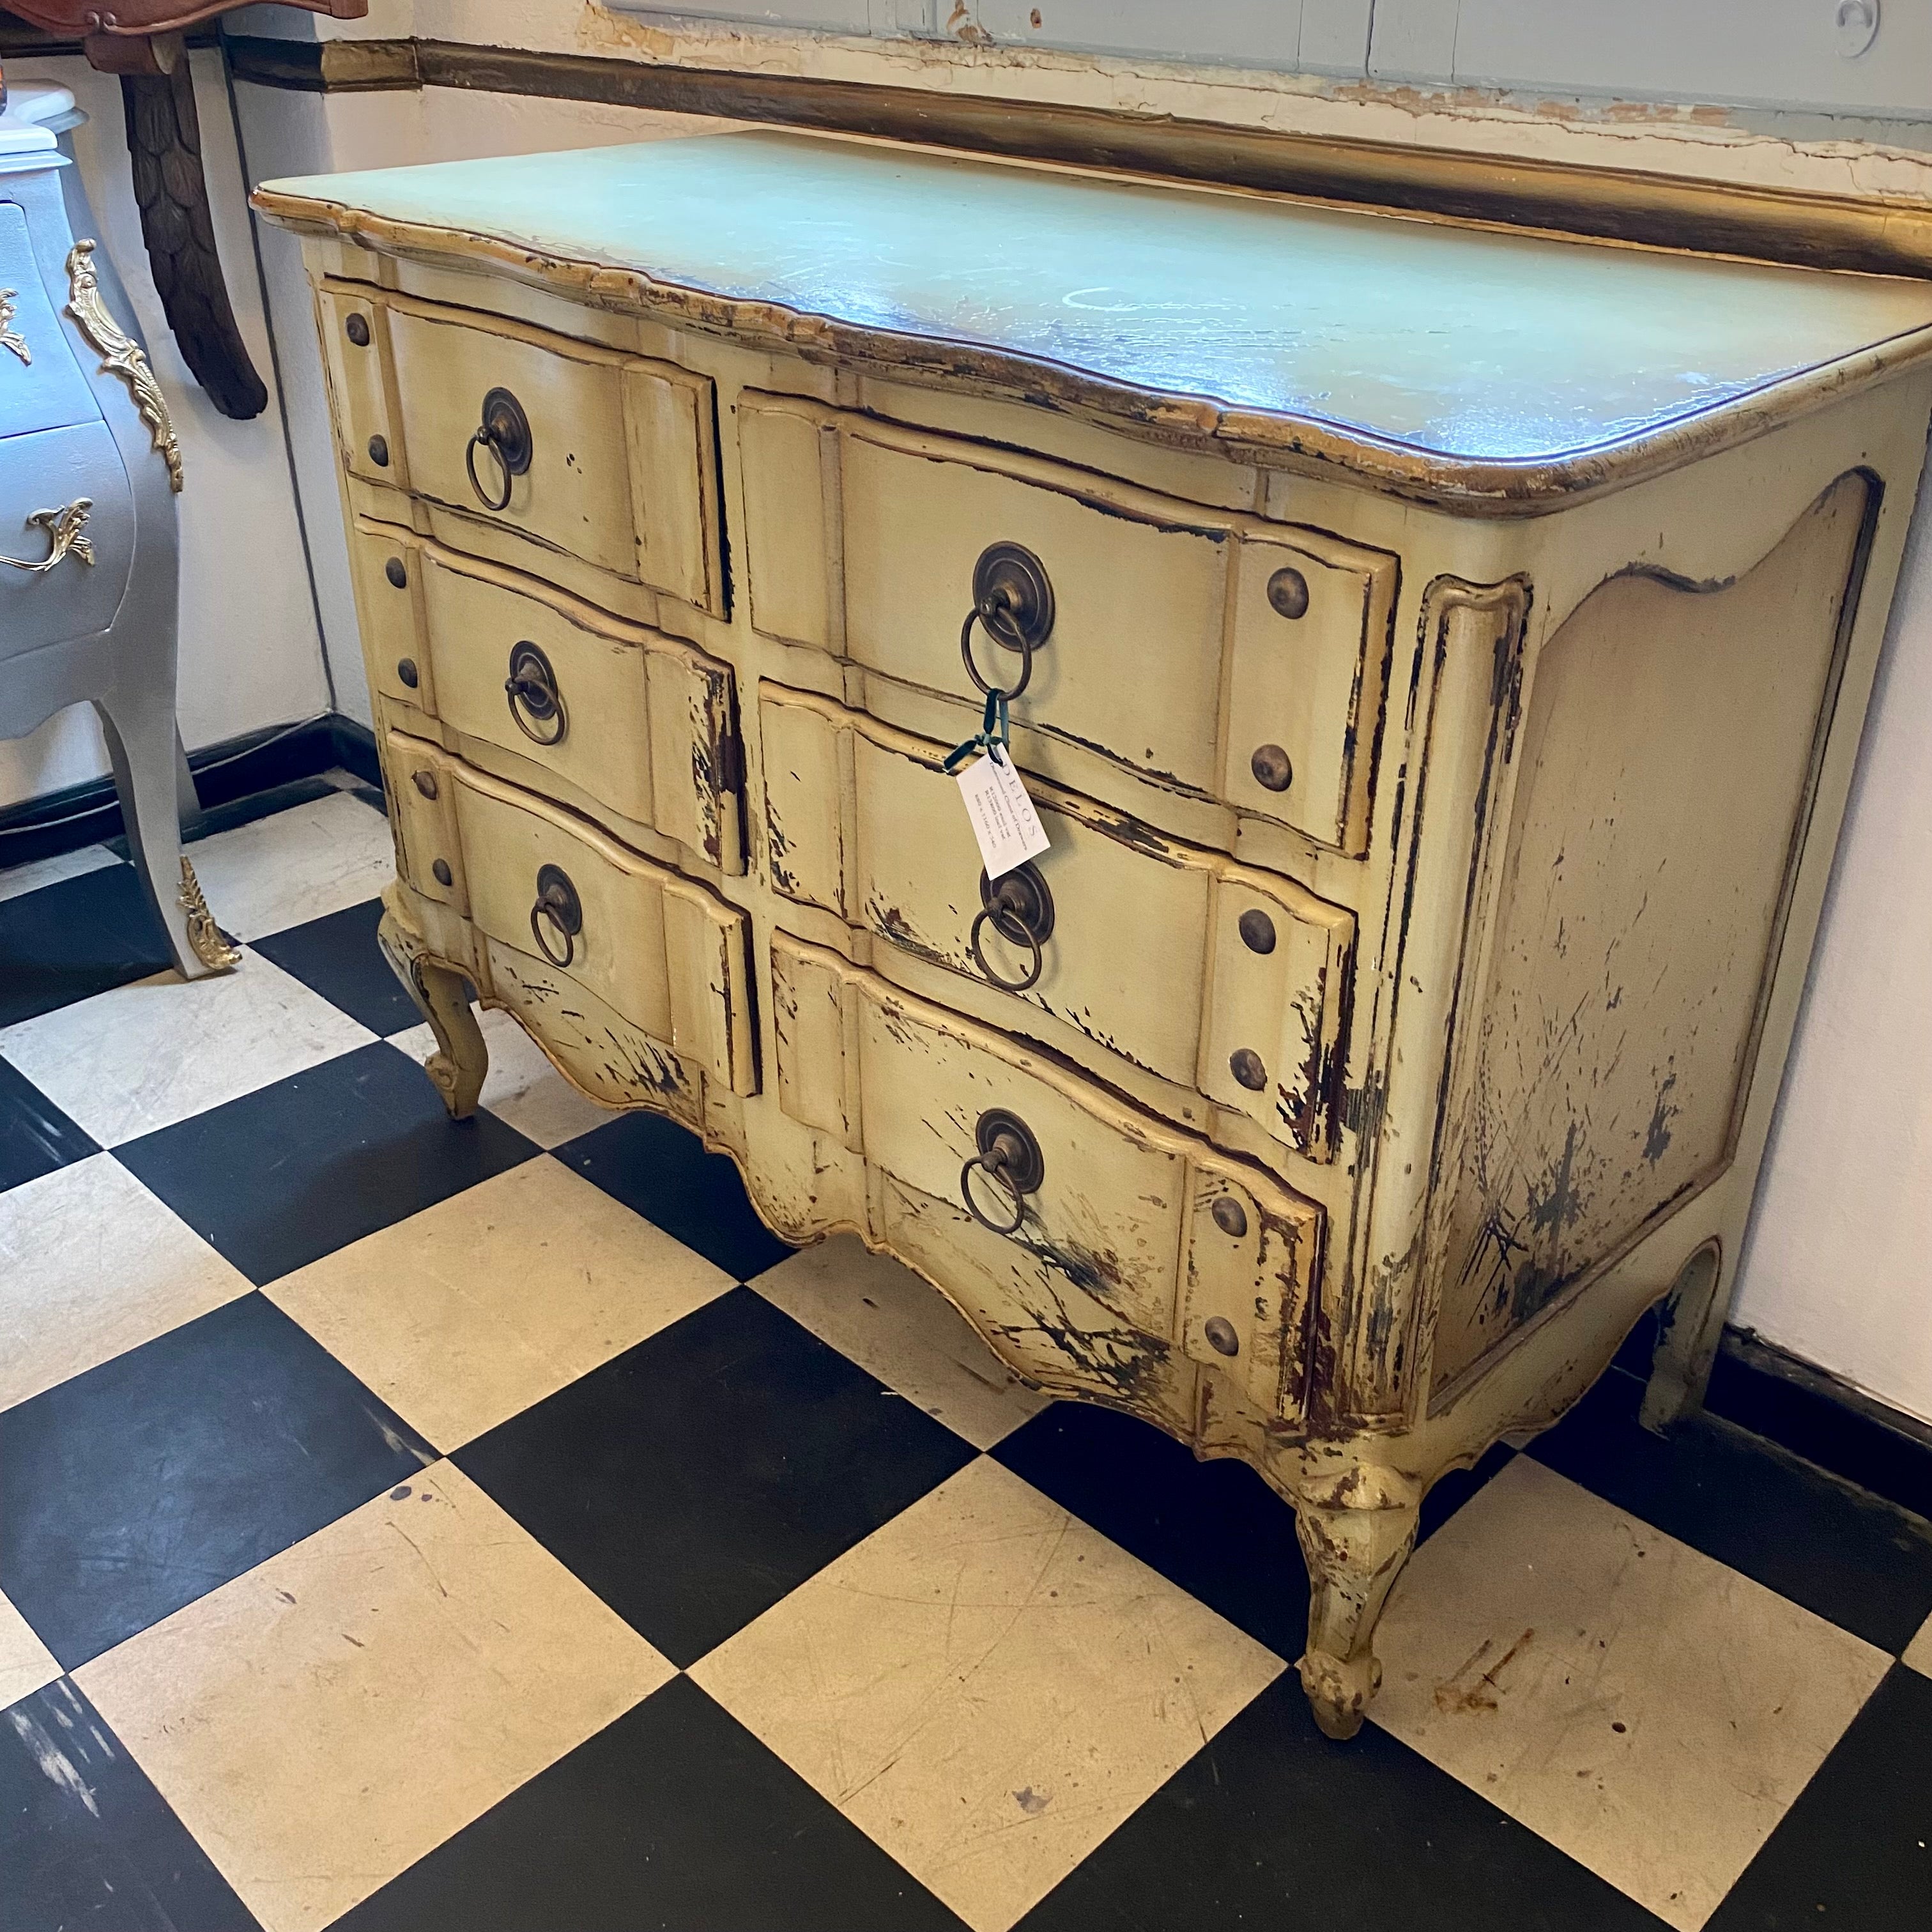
250, 898, 422, 1034
346, 781, 388, 814
0, 1292, 434, 1667
1708, 1663, 1932, 1930
0, 1055, 97, 1193
992, 1404, 1515, 1666
116, 1041, 537, 1285
1, 1677, 262, 1932
335, 1676, 968, 1932
557, 1109, 795, 1282
457, 1286, 975, 1666
1016, 1671, 1669, 1932
105, 774, 340, 860
994, 1403, 1313, 1660
0, 863, 169, 1027
1529, 1367, 1932, 1654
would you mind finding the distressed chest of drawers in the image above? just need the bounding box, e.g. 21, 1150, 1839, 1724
258, 132, 1932, 1738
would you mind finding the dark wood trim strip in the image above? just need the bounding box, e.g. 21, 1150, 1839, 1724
224, 33, 417, 92
222, 34, 1932, 280
0, 712, 380, 871
1709, 1327, 1932, 1524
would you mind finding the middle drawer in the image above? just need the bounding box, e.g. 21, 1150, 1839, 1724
353, 522, 744, 875
760, 682, 1355, 1161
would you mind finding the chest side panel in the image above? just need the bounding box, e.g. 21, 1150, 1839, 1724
1428, 470, 1874, 1397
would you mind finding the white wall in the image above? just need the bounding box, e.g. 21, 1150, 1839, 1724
1735, 498, 1932, 1427
0, 51, 330, 809
224, 3, 1932, 1423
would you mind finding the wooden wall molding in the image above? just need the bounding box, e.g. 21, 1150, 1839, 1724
218, 34, 1932, 282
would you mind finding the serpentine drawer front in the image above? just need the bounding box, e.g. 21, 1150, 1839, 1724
316, 281, 723, 613
385, 732, 756, 1097
262, 127, 1932, 1740
760, 681, 1354, 1157
739, 396, 1399, 854
771, 932, 1323, 1425
351, 523, 744, 872
0, 201, 101, 438
0, 422, 132, 660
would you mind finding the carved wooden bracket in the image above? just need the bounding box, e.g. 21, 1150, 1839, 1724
4, 1, 367, 419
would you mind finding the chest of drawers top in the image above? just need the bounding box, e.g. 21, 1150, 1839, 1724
258, 127, 1932, 508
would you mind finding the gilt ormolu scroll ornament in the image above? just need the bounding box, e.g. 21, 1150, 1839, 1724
66, 240, 184, 492
178, 858, 241, 971
0, 289, 30, 365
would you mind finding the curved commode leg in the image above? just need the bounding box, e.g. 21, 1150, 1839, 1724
1294, 1466, 1423, 1741
376, 897, 487, 1119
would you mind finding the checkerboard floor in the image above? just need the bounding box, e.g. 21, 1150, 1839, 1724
4, 779, 1930, 1932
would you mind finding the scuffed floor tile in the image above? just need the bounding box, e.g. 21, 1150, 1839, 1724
1374, 1455, 1889, 1929
693, 1455, 1282, 1932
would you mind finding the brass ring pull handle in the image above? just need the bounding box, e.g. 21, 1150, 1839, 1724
967, 862, 1055, 993
1, 500, 95, 574
959, 1107, 1045, 1238
464, 385, 533, 512
505, 641, 567, 746
529, 862, 583, 969
959, 542, 1054, 702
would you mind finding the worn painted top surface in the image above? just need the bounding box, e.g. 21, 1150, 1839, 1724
261, 130, 1932, 474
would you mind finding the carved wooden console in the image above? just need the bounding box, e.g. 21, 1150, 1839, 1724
257, 132, 1932, 1737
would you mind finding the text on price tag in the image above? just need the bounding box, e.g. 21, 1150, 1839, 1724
954, 751, 1050, 880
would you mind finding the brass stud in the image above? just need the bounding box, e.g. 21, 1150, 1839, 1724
1211, 1197, 1248, 1238
411, 770, 438, 800
432, 858, 454, 888
1203, 1316, 1241, 1358
344, 312, 371, 348
395, 657, 419, 689
1238, 909, 1276, 955
367, 434, 389, 468
1266, 566, 1309, 620
1250, 744, 1292, 792
1230, 1048, 1267, 1091
384, 556, 408, 589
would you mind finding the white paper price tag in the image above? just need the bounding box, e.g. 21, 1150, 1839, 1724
954, 752, 1050, 880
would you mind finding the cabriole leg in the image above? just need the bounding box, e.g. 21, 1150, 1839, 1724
376, 900, 487, 1119
1294, 1468, 1422, 1742
93, 691, 235, 980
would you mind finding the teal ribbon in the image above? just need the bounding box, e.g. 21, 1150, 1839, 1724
944, 687, 1011, 772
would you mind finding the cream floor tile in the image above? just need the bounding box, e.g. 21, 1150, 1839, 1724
691, 1455, 1282, 1932
266, 1154, 730, 1450
389, 1005, 613, 1149
0, 843, 118, 903
1905, 1611, 1932, 1676
753, 1236, 1048, 1451
0, 1154, 252, 1411
183, 790, 396, 942
1374, 1455, 1889, 1930
0, 1585, 59, 1708
76, 1461, 673, 1932
0, 955, 373, 1146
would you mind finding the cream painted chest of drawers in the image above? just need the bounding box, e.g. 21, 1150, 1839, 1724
258, 132, 1932, 1739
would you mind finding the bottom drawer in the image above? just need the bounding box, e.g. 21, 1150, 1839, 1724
771, 931, 1322, 1425
385, 729, 758, 1096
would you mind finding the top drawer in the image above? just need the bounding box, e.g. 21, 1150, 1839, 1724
739, 395, 1399, 855
0, 202, 100, 440
316, 280, 724, 615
